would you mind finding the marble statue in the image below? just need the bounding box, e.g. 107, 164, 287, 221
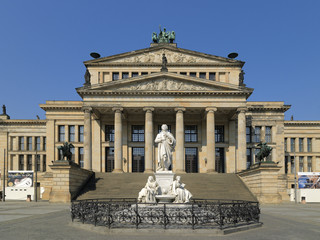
155, 124, 176, 171
138, 176, 159, 203
170, 176, 193, 203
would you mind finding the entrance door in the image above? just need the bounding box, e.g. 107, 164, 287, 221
105, 147, 114, 172
185, 147, 198, 173
132, 147, 145, 172
215, 148, 225, 173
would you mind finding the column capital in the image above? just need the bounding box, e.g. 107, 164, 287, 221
205, 107, 217, 113
82, 107, 92, 113
112, 107, 123, 113
174, 107, 186, 113
237, 107, 247, 113
143, 107, 155, 113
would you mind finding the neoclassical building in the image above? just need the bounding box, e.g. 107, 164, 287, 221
1, 33, 320, 200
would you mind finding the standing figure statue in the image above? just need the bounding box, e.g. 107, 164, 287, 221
170, 176, 193, 203
155, 124, 176, 171
138, 176, 159, 203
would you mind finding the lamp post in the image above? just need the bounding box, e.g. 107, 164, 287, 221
2, 149, 5, 202
34, 151, 38, 202
294, 150, 297, 204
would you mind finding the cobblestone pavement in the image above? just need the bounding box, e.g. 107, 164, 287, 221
0, 201, 319, 240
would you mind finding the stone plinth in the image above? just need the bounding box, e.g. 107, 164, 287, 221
154, 171, 175, 195
238, 162, 282, 204
49, 160, 93, 203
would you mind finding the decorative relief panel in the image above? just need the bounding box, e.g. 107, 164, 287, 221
112, 50, 219, 64
110, 79, 217, 91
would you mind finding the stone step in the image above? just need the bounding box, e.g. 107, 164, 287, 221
76, 173, 257, 202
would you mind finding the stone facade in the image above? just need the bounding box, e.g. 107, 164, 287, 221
0, 41, 320, 202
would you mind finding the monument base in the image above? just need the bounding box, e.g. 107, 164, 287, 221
154, 171, 175, 195
155, 194, 176, 203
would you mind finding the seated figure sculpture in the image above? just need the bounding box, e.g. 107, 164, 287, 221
170, 176, 193, 203
138, 176, 159, 203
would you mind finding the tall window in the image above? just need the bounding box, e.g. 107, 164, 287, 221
180, 72, 187, 75
122, 72, 129, 79
290, 156, 295, 173
254, 148, 260, 164
58, 125, 65, 142
36, 137, 41, 151
284, 138, 287, 152
199, 72, 206, 79
105, 125, 115, 142
246, 127, 252, 143
70, 147, 75, 162
265, 126, 272, 143
79, 147, 84, 168
43, 137, 46, 151
27, 155, 32, 170
254, 126, 261, 143
112, 72, 119, 80
141, 72, 148, 76
43, 155, 46, 172
79, 126, 84, 142
215, 125, 224, 143
69, 125, 75, 142
189, 72, 196, 77
307, 138, 312, 152
36, 155, 40, 171
299, 157, 304, 172
246, 148, 252, 169
290, 138, 295, 152
209, 72, 216, 80
307, 156, 312, 172
158, 125, 171, 133
132, 125, 144, 142
27, 137, 33, 151
19, 137, 24, 151
299, 138, 304, 152
19, 155, 24, 170
132, 72, 139, 77
185, 125, 197, 142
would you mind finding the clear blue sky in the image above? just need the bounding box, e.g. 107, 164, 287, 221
0, 0, 319, 120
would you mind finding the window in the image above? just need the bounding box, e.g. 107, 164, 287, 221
254, 127, 261, 143
185, 125, 197, 142
132, 72, 139, 77
27, 155, 32, 170
112, 72, 119, 80
189, 72, 196, 77
307, 156, 312, 172
69, 125, 75, 142
43, 137, 46, 151
290, 156, 295, 173
70, 147, 75, 162
265, 126, 272, 143
284, 138, 287, 152
254, 148, 260, 163
27, 137, 33, 151
36, 155, 40, 171
291, 138, 295, 152
185, 148, 198, 173
132, 125, 144, 142
158, 125, 171, 133
209, 72, 216, 80
19, 155, 24, 170
132, 147, 145, 172
246, 148, 252, 169
246, 127, 252, 143
105, 125, 115, 142
141, 72, 148, 76
122, 72, 129, 79
299, 138, 304, 152
19, 137, 24, 151
58, 125, 65, 142
43, 155, 46, 172
180, 72, 187, 75
199, 72, 206, 79
215, 125, 224, 143
79, 147, 84, 168
307, 138, 312, 152
36, 137, 41, 151
299, 156, 304, 172
79, 126, 84, 142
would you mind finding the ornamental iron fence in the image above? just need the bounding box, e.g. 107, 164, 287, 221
71, 198, 260, 230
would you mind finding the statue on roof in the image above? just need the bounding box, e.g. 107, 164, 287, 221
2, 105, 6, 115
152, 26, 175, 44
239, 70, 245, 86
84, 69, 91, 86
161, 53, 168, 72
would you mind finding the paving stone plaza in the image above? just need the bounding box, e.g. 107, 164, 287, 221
0, 202, 319, 240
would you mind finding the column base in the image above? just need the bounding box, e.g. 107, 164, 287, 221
144, 169, 154, 173
112, 169, 124, 173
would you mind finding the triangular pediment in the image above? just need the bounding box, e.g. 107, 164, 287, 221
78, 72, 252, 95
84, 45, 244, 66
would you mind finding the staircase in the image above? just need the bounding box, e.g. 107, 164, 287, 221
76, 173, 257, 202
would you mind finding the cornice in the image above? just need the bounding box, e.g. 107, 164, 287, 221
248, 106, 290, 113
40, 106, 83, 111
0, 120, 47, 126
85, 63, 243, 67
284, 121, 320, 126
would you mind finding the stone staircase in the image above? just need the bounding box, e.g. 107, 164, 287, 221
76, 173, 257, 202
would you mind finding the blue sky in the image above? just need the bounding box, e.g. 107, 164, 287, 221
0, 0, 319, 120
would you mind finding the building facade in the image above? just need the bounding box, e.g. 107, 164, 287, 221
1, 38, 320, 199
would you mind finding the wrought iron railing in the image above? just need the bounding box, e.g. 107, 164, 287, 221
71, 198, 260, 229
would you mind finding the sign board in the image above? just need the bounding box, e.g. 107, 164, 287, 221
298, 172, 320, 189
7, 171, 33, 187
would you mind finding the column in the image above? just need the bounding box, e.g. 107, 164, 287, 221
24, 154, 27, 170
175, 108, 186, 173
261, 126, 266, 142
287, 157, 291, 174
83, 107, 92, 170
303, 156, 308, 172
206, 107, 217, 173
40, 155, 44, 172
312, 156, 317, 172
143, 107, 154, 173
237, 108, 247, 172
112, 107, 123, 173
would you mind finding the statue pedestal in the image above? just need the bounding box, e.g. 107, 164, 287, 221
154, 171, 175, 195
